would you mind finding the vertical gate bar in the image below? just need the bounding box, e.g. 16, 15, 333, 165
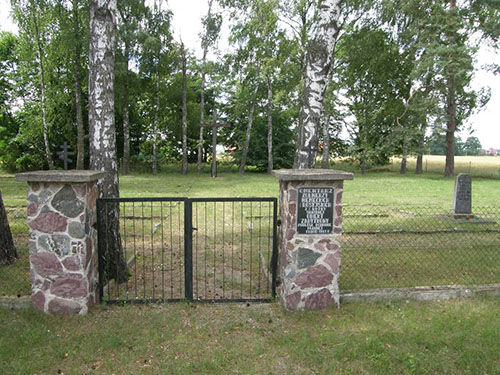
204, 202, 208, 299
141, 202, 146, 299
249, 203, 253, 297
132, 202, 137, 299
195, 202, 199, 299
271, 198, 279, 298
222, 202, 225, 298
213, 201, 217, 299
231, 201, 234, 299
96, 199, 104, 303
184, 199, 193, 301
266, 202, 272, 296
178, 202, 182, 297
151, 202, 155, 300
122, 202, 128, 300
160, 202, 165, 300
258, 201, 262, 299
240, 201, 243, 299
169, 202, 173, 299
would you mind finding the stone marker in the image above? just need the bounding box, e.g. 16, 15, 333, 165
452, 173, 472, 216
273, 169, 353, 310
15, 170, 105, 314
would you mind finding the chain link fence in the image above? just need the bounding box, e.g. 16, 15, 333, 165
0, 206, 30, 297
2, 204, 500, 298
340, 205, 500, 291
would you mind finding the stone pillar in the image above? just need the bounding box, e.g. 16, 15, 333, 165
272, 169, 353, 310
15, 171, 106, 315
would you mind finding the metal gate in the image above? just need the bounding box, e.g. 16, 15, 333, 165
96, 197, 278, 304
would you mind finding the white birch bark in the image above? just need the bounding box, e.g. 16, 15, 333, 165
239, 82, 259, 175
294, 0, 342, 169
181, 42, 188, 175
89, 0, 127, 283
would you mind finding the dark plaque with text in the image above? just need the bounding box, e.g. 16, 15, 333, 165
297, 187, 334, 234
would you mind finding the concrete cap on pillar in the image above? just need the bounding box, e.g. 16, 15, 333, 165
15, 170, 107, 183
272, 169, 353, 181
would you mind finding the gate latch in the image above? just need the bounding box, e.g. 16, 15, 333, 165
277, 219, 282, 227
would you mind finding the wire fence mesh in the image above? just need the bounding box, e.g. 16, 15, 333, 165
340, 205, 500, 291
0, 206, 30, 297
2, 204, 500, 298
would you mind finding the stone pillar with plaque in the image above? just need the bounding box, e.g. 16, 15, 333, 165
272, 169, 353, 310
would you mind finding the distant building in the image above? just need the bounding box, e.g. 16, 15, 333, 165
480, 148, 498, 155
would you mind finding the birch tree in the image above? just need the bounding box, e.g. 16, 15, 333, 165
197, 0, 221, 175
294, 0, 342, 169
89, 0, 127, 283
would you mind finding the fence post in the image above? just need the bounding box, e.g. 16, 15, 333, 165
273, 169, 353, 310
15, 171, 105, 314
184, 199, 193, 301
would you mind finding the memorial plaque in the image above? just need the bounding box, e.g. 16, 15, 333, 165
297, 187, 334, 234
452, 174, 472, 215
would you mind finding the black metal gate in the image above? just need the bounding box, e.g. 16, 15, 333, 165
96, 197, 278, 304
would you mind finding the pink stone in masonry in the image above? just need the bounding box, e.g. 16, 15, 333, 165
285, 291, 301, 309
336, 206, 342, 217
336, 191, 343, 205
295, 265, 333, 289
29, 212, 67, 233
51, 274, 87, 298
327, 242, 339, 251
304, 288, 335, 310
324, 254, 339, 273
27, 203, 39, 217
286, 229, 295, 241
32, 291, 46, 311
334, 227, 342, 234
30, 252, 63, 278
31, 183, 41, 192
314, 242, 326, 252
48, 298, 82, 314
289, 188, 297, 202
289, 203, 296, 215
79, 214, 85, 223
334, 217, 342, 227
62, 256, 81, 271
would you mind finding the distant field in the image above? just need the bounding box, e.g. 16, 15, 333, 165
389, 155, 500, 178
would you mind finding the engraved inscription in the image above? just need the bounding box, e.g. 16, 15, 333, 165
297, 187, 334, 235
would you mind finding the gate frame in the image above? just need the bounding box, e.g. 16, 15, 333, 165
97, 196, 279, 304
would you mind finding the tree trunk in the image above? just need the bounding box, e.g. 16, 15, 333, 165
152, 69, 159, 175
415, 121, 426, 174
321, 110, 330, 169
0, 191, 17, 266
294, 0, 341, 169
89, 0, 127, 283
73, 0, 85, 170
239, 82, 259, 175
122, 41, 131, 174
197, 0, 214, 176
33, 15, 54, 170
181, 42, 188, 175
266, 74, 273, 174
197, 46, 207, 176
211, 111, 218, 178
444, 0, 457, 178
400, 128, 408, 174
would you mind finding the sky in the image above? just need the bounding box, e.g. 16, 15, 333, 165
1, 0, 499, 149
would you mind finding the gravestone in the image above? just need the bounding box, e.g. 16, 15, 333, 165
452, 173, 472, 216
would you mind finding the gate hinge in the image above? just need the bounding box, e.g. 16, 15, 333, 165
277, 219, 282, 227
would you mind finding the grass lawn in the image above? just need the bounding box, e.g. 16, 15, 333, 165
2, 297, 500, 374
1, 163, 500, 374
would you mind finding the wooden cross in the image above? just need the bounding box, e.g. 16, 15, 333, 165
200, 109, 231, 178
57, 142, 74, 170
